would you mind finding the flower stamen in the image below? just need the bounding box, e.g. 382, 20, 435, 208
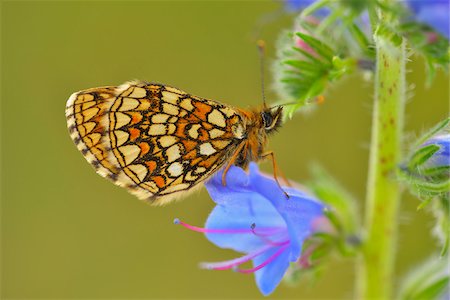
174, 218, 251, 234
174, 218, 284, 235
251, 223, 288, 246
199, 241, 290, 271
235, 245, 290, 274
199, 245, 272, 271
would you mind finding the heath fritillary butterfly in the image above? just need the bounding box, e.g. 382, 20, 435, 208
65, 80, 284, 205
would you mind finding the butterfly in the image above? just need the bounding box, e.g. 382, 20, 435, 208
65, 80, 284, 205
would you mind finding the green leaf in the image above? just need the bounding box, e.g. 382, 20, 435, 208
420, 165, 450, 178
375, 22, 403, 47
400, 118, 450, 199
283, 59, 321, 72
397, 21, 450, 85
407, 144, 440, 169
348, 22, 375, 58
432, 196, 449, 256
293, 46, 325, 65
323, 209, 343, 233
412, 180, 450, 194
296, 32, 334, 61
397, 256, 449, 300
309, 243, 333, 262
412, 118, 450, 149
305, 76, 328, 99
411, 278, 449, 300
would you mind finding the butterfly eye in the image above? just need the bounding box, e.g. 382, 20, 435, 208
261, 112, 273, 129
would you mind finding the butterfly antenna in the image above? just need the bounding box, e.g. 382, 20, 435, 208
257, 40, 267, 108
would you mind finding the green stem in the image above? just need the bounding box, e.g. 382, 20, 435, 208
357, 16, 406, 300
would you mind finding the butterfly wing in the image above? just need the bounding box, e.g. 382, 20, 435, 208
66, 86, 121, 178
66, 81, 245, 205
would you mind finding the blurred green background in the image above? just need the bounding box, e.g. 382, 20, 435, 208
1, 1, 448, 299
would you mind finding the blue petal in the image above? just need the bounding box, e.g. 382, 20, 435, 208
204, 189, 287, 253
423, 134, 450, 168
248, 163, 325, 261
407, 0, 450, 39
253, 246, 291, 296
284, 0, 315, 12
284, 0, 330, 16
205, 163, 325, 260
205, 165, 252, 204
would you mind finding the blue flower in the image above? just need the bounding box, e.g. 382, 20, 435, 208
420, 133, 450, 172
284, 0, 330, 16
284, 0, 316, 12
400, 121, 450, 200
175, 163, 326, 296
407, 0, 450, 39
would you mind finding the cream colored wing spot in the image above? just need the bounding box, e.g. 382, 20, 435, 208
148, 124, 167, 135
167, 162, 184, 177
117, 85, 134, 97
83, 122, 96, 135
159, 136, 178, 147
78, 123, 88, 137
199, 142, 217, 155
82, 101, 96, 110
83, 107, 100, 122
80, 93, 95, 102
194, 166, 207, 174
160, 183, 190, 195
168, 116, 178, 123
220, 107, 236, 118
166, 124, 176, 135
165, 86, 186, 95
185, 171, 198, 181
212, 140, 232, 150
88, 133, 102, 146
188, 124, 201, 139
114, 130, 129, 147
209, 128, 225, 139
128, 87, 147, 98
136, 99, 151, 111
127, 164, 148, 182
119, 145, 141, 165
151, 113, 170, 123
180, 98, 194, 111
162, 91, 179, 105
162, 103, 179, 116
168, 176, 184, 187
232, 123, 245, 139
166, 144, 182, 162
119, 98, 140, 111
208, 109, 226, 127
116, 170, 137, 187
114, 112, 132, 129
178, 110, 188, 118
141, 181, 158, 193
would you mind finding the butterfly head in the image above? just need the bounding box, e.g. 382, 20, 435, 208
261, 106, 283, 134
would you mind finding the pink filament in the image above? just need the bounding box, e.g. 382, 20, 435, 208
251, 227, 287, 246
199, 244, 275, 271
200, 241, 290, 272
236, 245, 289, 274
175, 218, 291, 274
174, 218, 284, 235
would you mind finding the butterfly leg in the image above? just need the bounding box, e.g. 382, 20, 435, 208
261, 151, 290, 199
221, 142, 246, 186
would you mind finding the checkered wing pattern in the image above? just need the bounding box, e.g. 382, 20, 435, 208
66, 81, 245, 205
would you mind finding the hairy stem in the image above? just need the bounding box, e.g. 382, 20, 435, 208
357, 15, 406, 300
